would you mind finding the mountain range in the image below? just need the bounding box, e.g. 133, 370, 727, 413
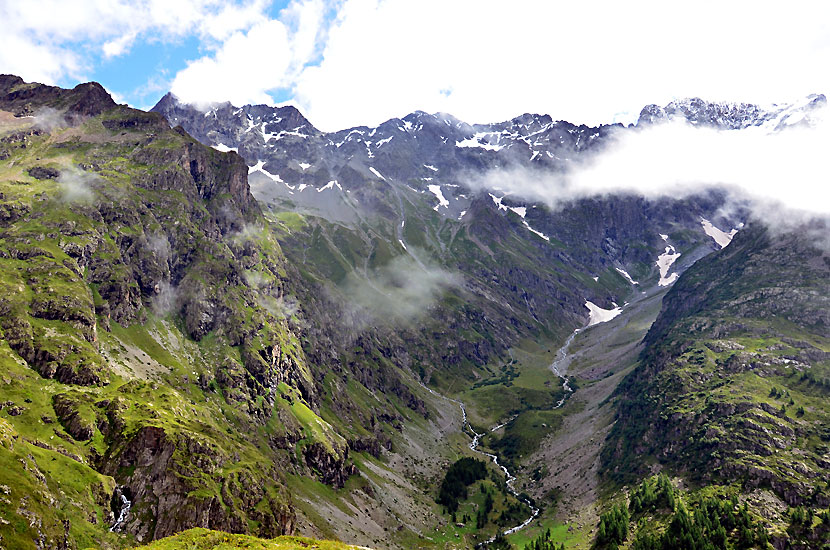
0, 73, 827, 550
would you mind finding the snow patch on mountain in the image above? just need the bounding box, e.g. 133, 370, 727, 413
427, 185, 449, 210
615, 267, 639, 285
700, 217, 738, 248
318, 180, 342, 192
248, 160, 284, 181
510, 206, 527, 218
489, 194, 544, 237
585, 301, 623, 326
656, 243, 681, 286
248, 160, 266, 174
456, 132, 505, 151
522, 220, 550, 241
489, 193, 508, 211
261, 123, 278, 142
369, 167, 386, 180
212, 143, 237, 153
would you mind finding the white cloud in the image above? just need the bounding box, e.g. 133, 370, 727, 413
103, 32, 139, 59
171, 20, 293, 107
199, 0, 272, 42
292, 0, 830, 131
0, 31, 81, 84
2, 0, 830, 133
0, 0, 271, 84
170, 0, 325, 107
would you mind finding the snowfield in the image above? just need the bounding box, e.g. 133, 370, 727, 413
700, 217, 738, 248
656, 243, 681, 286
585, 301, 623, 326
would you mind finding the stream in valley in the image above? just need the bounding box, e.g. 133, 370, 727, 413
420, 328, 580, 543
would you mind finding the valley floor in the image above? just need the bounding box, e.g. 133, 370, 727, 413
510, 288, 668, 548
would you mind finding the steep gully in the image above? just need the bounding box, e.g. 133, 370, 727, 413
420, 328, 579, 542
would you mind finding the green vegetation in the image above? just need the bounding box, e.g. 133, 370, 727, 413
133, 527, 366, 549
592, 476, 777, 550
438, 457, 488, 513
507, 516, 588, 550
596, 504, 629, 548
629, 498, 769, 550
488, 408, 566, 470
603, 224, 830, 534
523, 528, 566, 550
0, 79, 432, 549
629, 474, 677, 516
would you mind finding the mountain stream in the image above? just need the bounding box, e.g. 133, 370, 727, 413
420, 328, 579, 543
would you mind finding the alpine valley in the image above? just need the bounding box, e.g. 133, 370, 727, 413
0, 74, 827, 550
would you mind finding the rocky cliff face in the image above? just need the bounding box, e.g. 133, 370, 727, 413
0, 74, 116, 120
151, 92, 621, 224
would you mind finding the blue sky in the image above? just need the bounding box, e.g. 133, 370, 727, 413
88, 35, 201, 108
2, 0, 829, 131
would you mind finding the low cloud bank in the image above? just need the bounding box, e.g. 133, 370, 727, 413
473, 108, 830, 232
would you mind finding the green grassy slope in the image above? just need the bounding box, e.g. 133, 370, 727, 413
601, 222, 830, 548
132, 527, 369, 550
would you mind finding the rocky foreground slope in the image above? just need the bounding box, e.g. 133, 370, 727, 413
0, 74, 408, 549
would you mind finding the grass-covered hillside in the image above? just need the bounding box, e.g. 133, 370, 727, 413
132, 528, 371, 550
602, 222, 830, 548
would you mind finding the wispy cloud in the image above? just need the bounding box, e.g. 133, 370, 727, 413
152, 280, 179, 316
58, 166, 97, 203
339, 254, 462, 328
32, 107, 68, 132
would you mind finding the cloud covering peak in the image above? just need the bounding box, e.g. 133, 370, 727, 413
472, 106, 830, 225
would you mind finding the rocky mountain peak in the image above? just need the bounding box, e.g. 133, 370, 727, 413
152, 91, 179, 112
0, 74, 116, 120
637, 93, 826, 130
